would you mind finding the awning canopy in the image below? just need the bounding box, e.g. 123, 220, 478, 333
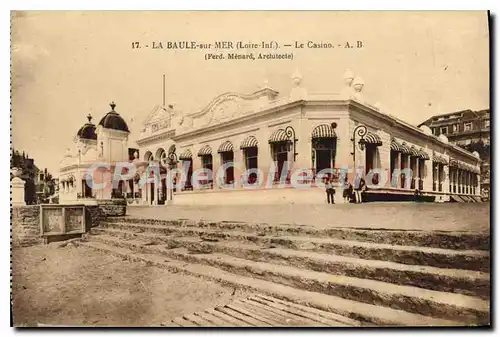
218, 141, 234, 153
179, 149, 193, 160
390, 139, 403, 152
268, 129, 289, 143
409, 146, 420, 157
433, 155, 448, 165
312, 124, 337, 139
198, 145, 212, 156
240, 135, 258, 149
418, 148, 430, 160
450, 159, 480, 173
400, 142, 411, 155
363, 132, 382, 146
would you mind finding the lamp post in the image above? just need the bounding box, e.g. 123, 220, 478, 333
167, 148, 178, 202
351, 124, 367, 167
284, 126, 298, 162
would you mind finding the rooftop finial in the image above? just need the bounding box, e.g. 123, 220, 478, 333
291, 68, 302, 86
87, 113, 93, 123
110, 101, 116, 111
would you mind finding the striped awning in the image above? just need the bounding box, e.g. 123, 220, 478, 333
363, 132, 382, 146
197, 145, 212, 156
450, 160, 476, 172
409, 146, 420, 157
312, 124, 337, 139
268, 129, 289, 143
400, 142, 411, 155
218, 141, 234, 153
240, 135, 258, 149
433, 155, 448, 165
418, 148, 430, 160
390, 139, 403, 152
179, 149, 192, 160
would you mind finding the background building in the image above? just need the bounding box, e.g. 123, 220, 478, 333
419, 109, 490, 199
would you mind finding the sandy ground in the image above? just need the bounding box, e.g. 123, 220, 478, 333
128, 202, 491, 233
11, 243, 251, 327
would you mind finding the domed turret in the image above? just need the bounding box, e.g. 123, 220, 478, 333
76, 114, 97, 140
98, 102, 130, 132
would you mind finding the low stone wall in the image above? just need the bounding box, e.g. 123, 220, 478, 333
96, 199, 127, 217
173, 187, 336, 205
11, 206, 43, 247
12, 199, 127, 247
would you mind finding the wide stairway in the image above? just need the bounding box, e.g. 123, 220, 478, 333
81, 217, 490, 327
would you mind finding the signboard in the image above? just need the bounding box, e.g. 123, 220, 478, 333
39, 205, 86, 237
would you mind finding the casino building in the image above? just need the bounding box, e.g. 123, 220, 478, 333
135, 70, 483, 205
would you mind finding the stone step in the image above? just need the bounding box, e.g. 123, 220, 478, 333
105, 217, 490, 250
169, 295, 360, 327
80, 239, 463, 326
88, 234, 490, 325
92, 227, 490, 298
95, 223, 490, 272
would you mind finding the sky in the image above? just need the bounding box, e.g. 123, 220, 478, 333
11, 11, 489, 175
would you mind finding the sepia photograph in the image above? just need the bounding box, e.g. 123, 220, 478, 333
10, 10, 490, 327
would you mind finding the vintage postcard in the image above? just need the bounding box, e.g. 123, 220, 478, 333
11, 11, 490, 327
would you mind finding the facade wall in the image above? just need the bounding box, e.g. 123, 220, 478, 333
135, 93, 482, 204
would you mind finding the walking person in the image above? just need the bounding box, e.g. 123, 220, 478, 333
325, 176, 335, 204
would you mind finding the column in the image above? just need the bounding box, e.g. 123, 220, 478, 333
443, 164, 450, 194
476, 173, 481, 196
463, 171, 467, 194
414, 158, 419, 190
234, 148, 245, 189
212, 151, 222, 189
459, 170, 463, 194
296, 120, 311, 177
192, 152, 202, 191
257, 128, 272, 187
158, 175, 163, 203
141, 171, 149, 204
433, 164, 438, 191
395, 152, 401, 188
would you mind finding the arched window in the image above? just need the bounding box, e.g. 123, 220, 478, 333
144, 151, 154, 162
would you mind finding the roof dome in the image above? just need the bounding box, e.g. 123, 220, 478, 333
98, 102, 130, 132
76, 114, 97, 140
438, 134, 448, 144
419, 125, 432, 135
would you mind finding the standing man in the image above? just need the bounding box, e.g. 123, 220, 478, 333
342, 176, 352, 204
353, 175, 366, 204
325, 176, 335, 204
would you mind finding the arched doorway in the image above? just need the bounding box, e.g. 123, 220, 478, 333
218, 141, 235, 185
311, 124, 337, 178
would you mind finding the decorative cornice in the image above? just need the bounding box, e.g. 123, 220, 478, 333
188, 88, 279, 118
173, 99, 304, 141
136, 129, 176, 146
